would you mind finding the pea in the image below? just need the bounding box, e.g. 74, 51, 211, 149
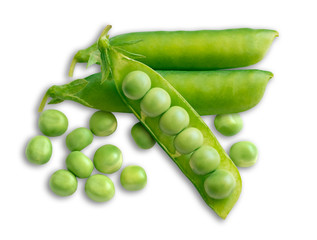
66, 127, 93, 151
204, 169, 236, 199
214, 114, 243, 136
140, 88, 171, 117
174, 127, 203, 154
89, 111, 117, 136
189, 146, 220, 175
38, 109, 68, 137
120, 165, 147, 191
93, 144, 122, 174
229, 141, 258, 167
49, 169, 78, 197
131, 122, 156, 149
159, 106, 190, 135
122, 71, 151, 100
85, 174, 115, 202
66, 151, 94, 178
25, 135, 52, 165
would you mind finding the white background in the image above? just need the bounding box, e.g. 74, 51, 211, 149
1, 0, 317, 239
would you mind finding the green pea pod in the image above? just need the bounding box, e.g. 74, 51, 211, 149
69, 28, 278, 77
97, 26, 242, 219
39, 70, 272, 114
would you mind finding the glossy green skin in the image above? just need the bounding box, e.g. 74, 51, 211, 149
131, 122, 156, 149
85, 174, 115, 202
204, 169, 236, 200
174, 127, 204, 154
66, 151, 94, 178
93, 144, 122, 174
25, 135, 52, 165
70, 28, 278, 73
42, 70, 273, 116
98, 35, 242, 219
89, 111, 117, 136
214, 113, 243, 136
140, 88, 171, 117
229, 141, 258, 167
159, 106, 189, 135
38, 109, 68, 137
49, 169, 78, 196
120, 165, 147, 191
189, 146, 220, 175
122, 71, 151, 100
66, 127, 93, 151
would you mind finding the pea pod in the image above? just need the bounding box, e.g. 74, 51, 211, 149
69, 28, 278, 77
97, 26, 242, 219
39, 70, 272, 114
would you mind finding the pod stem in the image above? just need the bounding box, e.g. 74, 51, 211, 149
68, 57, 78, 77
38, 90, 50, 112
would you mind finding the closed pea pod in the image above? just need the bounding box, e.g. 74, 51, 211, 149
131, 122, 156, 149
66, 127, 93, 151
97, 26, 241, 219
40, 69, 273, 116
69, 28, 278, 76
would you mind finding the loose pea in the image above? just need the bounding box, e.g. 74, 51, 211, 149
214, 114, 243, 136
174, 127, 203, 154
66, 127, 93, 151
38, 109, 68, 137
25, 135, 52, 165
131, 122, 156, 149
93, 144, 122, 174
49, 169, 78, 196
140, 87, 171, 117
204, 169, 236, 199
189, 146, 220, 175
159, 106, 190, 135
89, 111, 117, 136
120, 165, 147, 191
229, 141, 258, 167
85, 174, 115, 202
122, 71, 151, 100
66, 151, 94, 178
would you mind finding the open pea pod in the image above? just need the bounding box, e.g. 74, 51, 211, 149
98, 26, 242, 219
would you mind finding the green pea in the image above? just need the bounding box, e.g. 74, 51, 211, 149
93, 144, 122, 174
38, 109, 68, 137
66, 151, 94, 178
120, 165, 147, 191
159, 106, 190, 135
229, 141, 258, 167
89, 111, 117, 136
174, 127, 203, 154
131, 122, 156, 149
140, 87, 171, 117
66, 127, 93, 151
204, 169, 236, 199
49, 169, 78, 196
214, 114, 243, 136
25, 135, 52, 165
122, 71, 151, 100
189, 146, 220, 175
85, 174, 115, 202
